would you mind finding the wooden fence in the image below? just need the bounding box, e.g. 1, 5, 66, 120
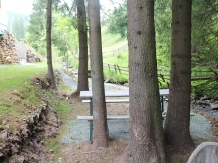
103, 63, 218, 89
103, 63, 129, 75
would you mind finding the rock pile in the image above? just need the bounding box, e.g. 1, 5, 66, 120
192, 97, 218, 110
0, 30, 18, 64
26, 49, 41, 63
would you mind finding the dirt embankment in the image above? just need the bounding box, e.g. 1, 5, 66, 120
0, 78, 60, 163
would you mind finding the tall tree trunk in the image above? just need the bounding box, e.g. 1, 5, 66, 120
164, 0, 193, 149
123, 0, 166, 162
73, 0, 89, 96
88, 0, 109, 148
46, 0, 56, 90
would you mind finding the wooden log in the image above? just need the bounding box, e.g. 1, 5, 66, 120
0, 30, 18, 64
191, 76, 214, 81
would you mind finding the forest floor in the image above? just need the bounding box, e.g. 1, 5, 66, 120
55, 96, 130, 163
54, 96, 218, 163
54, 68, 218, 163
1, 65, 218, 163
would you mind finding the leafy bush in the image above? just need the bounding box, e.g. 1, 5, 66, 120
192, 81, 218, 99
68, 56, 79, 69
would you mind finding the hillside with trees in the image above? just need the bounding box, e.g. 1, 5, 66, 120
7, 11, 29, 40
1, 0, 218, 162
23, 0, 218, 99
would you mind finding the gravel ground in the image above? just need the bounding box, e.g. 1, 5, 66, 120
57, 69, 78, 89
61, 119, 130, 144
61, 113, 213, 144
57, 69, 214, 144
189, 112, 213, 139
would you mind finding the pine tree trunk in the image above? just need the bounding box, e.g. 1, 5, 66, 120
73, 0, 89, 96
164, 0, 193, 148
88, 0, 109, 148
46, 0, 56, 90
123, 0, 166, 162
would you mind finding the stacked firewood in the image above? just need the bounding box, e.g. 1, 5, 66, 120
26, 49, 41, 63
0, 30, 18, 64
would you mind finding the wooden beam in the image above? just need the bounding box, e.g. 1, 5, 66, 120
82, 99, 129, 103
77, 115, 129, 120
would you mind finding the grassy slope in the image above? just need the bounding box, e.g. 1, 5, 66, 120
101, 27, 127, 63
101, 27, 129, 83
0, 63, 79, 161
102, 27, 127, 54
68, 27, 127, 69
0, 65, 47, 116
0, 63, 72, 127
0, 65, 46, 91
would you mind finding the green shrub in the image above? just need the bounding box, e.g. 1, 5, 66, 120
193, 81, 218, 99
68, 56, 79, 69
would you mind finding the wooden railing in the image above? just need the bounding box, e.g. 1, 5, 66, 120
103, 63, 129, 75
103, 63, 170, 77
103, 63, 218, 89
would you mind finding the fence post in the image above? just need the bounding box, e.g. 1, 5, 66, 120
114, 64, 117, 73
108, 64, 110, 71
117, 64, 121, 74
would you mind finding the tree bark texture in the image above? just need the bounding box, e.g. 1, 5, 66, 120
74, 0, 89, 95
88, 0, 109, 148
46, 0, 57, 90
164, 0, 193, 148
124, 0, 166, 162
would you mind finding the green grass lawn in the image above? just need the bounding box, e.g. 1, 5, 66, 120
102, 27, 127, 54
0, 65, 47, 91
